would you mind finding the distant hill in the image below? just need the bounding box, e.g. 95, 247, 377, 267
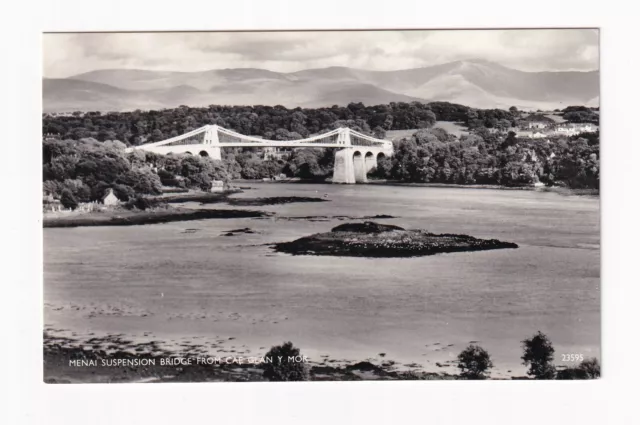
43, 60, 599, 113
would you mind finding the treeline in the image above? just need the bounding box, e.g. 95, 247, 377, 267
561, 105, 600, 124
43, 128, 599, 202
42, 102, 596, 147
372, 128, 599, 189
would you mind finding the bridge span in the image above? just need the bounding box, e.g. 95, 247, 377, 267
125, 125, 394, 183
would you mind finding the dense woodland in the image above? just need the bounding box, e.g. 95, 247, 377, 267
42, 102, 599, 207
372, 128, 599, 188
42, 101, 598, 145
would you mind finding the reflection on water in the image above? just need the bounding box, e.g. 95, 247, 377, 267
44, 183, 600, 377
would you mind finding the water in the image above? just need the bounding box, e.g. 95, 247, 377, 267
44, 183, 600, 377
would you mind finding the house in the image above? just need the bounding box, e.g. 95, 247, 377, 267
210, 180, 225, 193
554, 123, 597, 136
527, 121, 550, 130
101, 188, 121, 206
263, 147, 291, 161
574, 123, 596, 133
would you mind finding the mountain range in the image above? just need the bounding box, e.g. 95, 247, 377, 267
43, 59, 599, 113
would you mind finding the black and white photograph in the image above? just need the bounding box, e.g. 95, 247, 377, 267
41, 28, 601, 383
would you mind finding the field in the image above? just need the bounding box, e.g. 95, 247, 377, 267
386, 121, 470, 141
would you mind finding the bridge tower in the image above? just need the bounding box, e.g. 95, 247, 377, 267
332, 128, 357, 184
203, 125, 222, 160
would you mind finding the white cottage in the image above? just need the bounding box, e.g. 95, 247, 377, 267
101, 188, 121, 206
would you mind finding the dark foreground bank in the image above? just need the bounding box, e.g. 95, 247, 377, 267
43, 334, 455, 383
272, 222, 518, 258
43, 327, 599, 383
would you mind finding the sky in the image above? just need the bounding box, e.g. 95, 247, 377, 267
43, 29, 599, 78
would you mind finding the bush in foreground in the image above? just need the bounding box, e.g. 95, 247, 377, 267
457, 344, 494, 380
521, 331, 556, 379
262, 342, 309, 382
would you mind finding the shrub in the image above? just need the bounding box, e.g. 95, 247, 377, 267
556, 359, 600, 380
521, 331, 556, 379
457, 344, 494, 380
261, 341, 309, 381
556, 367, 588, 380
125, 196, 153, 211
60, 189, 78, 210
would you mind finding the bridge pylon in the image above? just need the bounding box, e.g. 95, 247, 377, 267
332, 148, 357, 184
337, 127, 352, 146
203, 125, 222, 160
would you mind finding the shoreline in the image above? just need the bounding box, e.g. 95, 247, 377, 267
42, 191, 331, 228
236, 179, 600, 196
43, 207, 271, 228
360, 180, 598, 196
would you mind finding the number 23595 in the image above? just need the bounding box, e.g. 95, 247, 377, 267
561, 354, 584, 362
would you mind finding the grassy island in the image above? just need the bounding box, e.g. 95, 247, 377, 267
273, 221, 518, 258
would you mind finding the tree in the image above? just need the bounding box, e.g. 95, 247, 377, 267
521, 331, 556, 379
373, 126, 386, 139
418, 109, 437, 128
60, 189, 78, 210
495, 119, 513, 132
262, 341, 309, 381
112, 184, 136, 202
457, 345, 494, 379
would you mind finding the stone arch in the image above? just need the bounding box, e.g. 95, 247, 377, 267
377, 152, 386, 161
184, 151, 193, 156
199, 150, 209, 157
352, 150, 366, 183
364, 151, 377, 174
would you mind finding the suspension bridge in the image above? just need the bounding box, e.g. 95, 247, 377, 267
125, 125, 394, 183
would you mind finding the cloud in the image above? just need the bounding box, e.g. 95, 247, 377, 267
43, 29, 599, 77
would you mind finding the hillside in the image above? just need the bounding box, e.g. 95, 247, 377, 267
43, 60, 599, 112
